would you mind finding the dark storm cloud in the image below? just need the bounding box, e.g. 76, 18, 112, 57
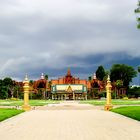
0, 0, 139, 81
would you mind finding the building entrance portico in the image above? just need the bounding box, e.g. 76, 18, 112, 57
52, 84, 87, 100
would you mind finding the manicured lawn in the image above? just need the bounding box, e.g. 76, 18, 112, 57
80, 99, 140, 106
111, 106, 140, 121
0, 100, 60, 106
0, 108, 24, 122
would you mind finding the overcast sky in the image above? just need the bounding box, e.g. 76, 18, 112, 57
0, 0, 139, 83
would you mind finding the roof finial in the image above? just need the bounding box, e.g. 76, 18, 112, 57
25, 74, 28, 81
93, 73, 96, 79
41, 73, 44, 79
107, 75, 110, 81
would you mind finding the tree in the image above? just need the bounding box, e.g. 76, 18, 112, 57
3, 77, 13, 86
48, 81, 52, 89
29, 80, 34, 84
116, 80, 123, 88
115, 80, 123, 98
0, 79, 6, 99
3, 77, 14, 98
88, 76, 92, 81
103, 70, 109, 82
138, 66, 140, 85
45, 74, 48, 80
13, 85, 20, 98
128, 86, 140, 98
110, 64, 137, 87
96, 65, 106, 81
135, 0, 140, 29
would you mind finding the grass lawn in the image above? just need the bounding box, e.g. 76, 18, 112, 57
0, 108, 24, 122
111, 106, 140, 121
80, 99, 140, 106
0, 100, 60, 106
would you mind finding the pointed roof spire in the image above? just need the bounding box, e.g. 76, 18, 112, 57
93, 73, 96, 80
67, 68, 71, 76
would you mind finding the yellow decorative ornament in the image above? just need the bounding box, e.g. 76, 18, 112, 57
22, 74, 31, 111
104, 75, 113, 111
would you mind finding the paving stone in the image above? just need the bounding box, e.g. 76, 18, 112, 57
0, 101, 140, 140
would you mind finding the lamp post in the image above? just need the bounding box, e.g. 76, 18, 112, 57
22, 75, 31, 111
104, 75, 113, 111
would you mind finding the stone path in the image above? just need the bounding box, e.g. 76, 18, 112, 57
0, 101, 140, 140
35, 101, 104, 110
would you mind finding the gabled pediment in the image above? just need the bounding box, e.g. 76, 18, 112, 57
66, 85, 73, 93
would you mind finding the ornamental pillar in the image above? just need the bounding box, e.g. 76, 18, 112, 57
104, 75, 113, 111
73, 91, 75, 100
22, 75, 31, 111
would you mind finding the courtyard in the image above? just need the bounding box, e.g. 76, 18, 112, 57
0, 101, 140, 140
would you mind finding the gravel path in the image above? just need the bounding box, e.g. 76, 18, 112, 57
0, 101, 140, 140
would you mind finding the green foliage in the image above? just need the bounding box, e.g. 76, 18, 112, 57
135, 0, 140, 29
137, 23, 140, 28
98, 91, 106, 98
138, 66, 140, 73
110, 64, 137, 87
10, 97, 19, 101
111, 92, 116, 99
45, 74, 48, 80
0, 77, 14, 99
103, 70, 109, 82
80, 99, 140, 106
29, 80, 34, 84
111, 106, 140, 121
48, 81, 52, 89
90, 88, 99, 99
88, 76, 92, 81
30, 93, 43, 99
0, 108, 24, 122
0, 86, 7, 99
127, 86, 140, 98
3, 77, 13, 86
116, 80, 123, 88
96, 65, 106, 81
0, 77, 22, 99
13, 85, 22, 99
0, 99, 60, 106
88, 89, 106, 99
122, 96, 128, 100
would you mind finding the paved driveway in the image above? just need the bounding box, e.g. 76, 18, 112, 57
0, 101, 140, 140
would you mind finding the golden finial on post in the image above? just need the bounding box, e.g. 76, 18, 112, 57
104, 75, 113, 111
22, 74, 31, 111
107, 75, 110, 81
25, 74, 28, 81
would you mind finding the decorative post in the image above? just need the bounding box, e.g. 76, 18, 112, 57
73, 91, 75, 100
22, 75, 31, 111
104, 75, 113, 111
85, 93, 87, 100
